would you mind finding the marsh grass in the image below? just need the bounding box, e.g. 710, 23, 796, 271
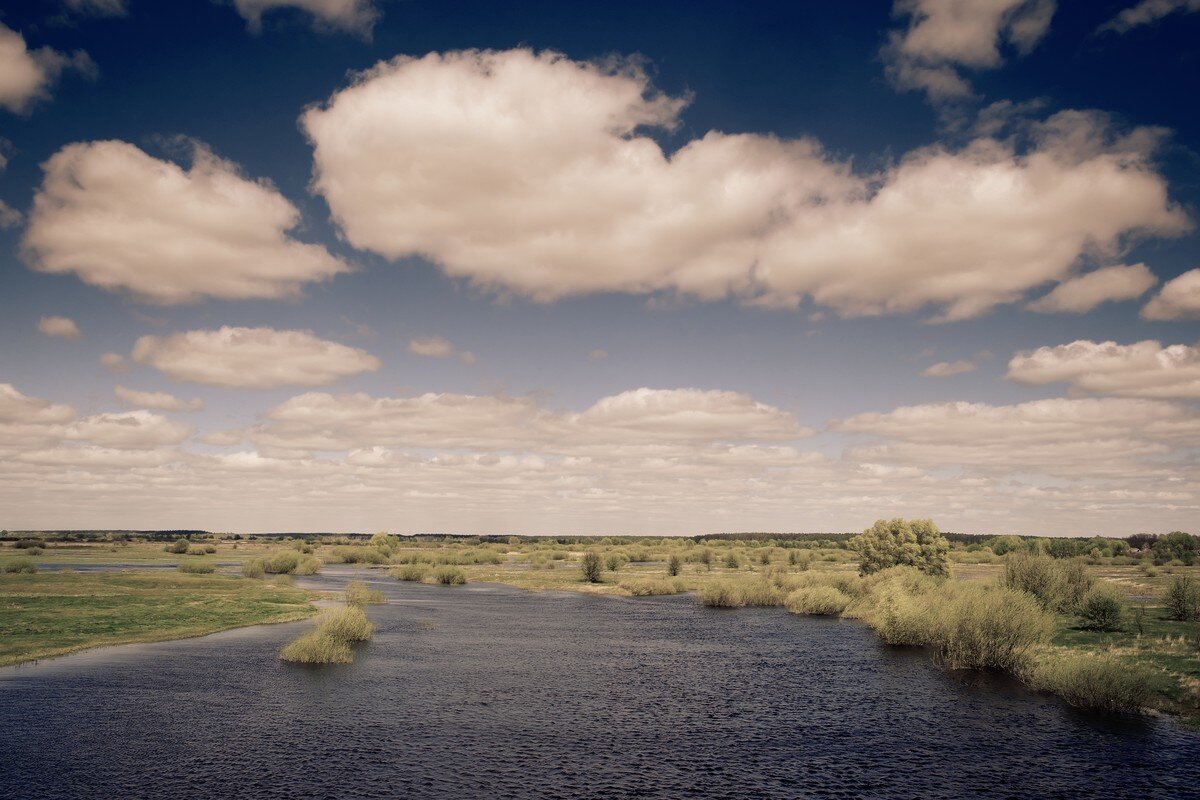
430, 566, 467, 585
244, 550, 321, 577
785, 586, 850, 615
698, 577, 783, 608
345, 579, 386, 606
389, 564, 427, 582
1022, 652, 1154, 712
619, 578, 685, 596
280, 606, 373, 665
3, 558, 38, 574
177, 560, 215, 574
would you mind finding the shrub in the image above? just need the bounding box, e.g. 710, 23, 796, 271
1163, 575, 1200, 621
851, 518, 949, 577
178, 560, 215, 574
605, 553, 628, 572
345, 579, 386, 607
785, 586, 850, 616
723, 553, 740, 569
861, 581, 932, 645
620, 578, 685, 596
737, 578, 785, 607
390, 564, 427, 582
320, 606, 373, 642
580, 552, 603, 583
1022, 653, 1153, 712
1078, 584, 1125, 631
280, 631, 353, 664
241, 559, 265, 578
185, 545, 210, 556
203, 544, 217, 554
164, 538, 190, 554
698, 581, 742, 608
1002, 552, 1093, 613
667, 554, 683, 577
3, 558, 37, 574
327, 546, 388, 565
432, 566, 467, 585
789, 550, 813, 571
924, 584, 1053, 671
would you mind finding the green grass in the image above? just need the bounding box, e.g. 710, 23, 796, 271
280, 606, 373, 665
0, 571, 316, 666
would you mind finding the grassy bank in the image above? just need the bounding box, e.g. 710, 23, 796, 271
0, 571, 317, 666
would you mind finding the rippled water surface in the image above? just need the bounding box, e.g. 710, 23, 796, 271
2, 570, 1198, 799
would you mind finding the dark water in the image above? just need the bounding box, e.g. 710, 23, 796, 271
2, 570, 1197, 799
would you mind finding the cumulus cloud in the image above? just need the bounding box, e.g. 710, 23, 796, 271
3, 380, 1200, 534
131, 326, 381, 388
1007, 339, 1200, 398
115, 386, 205, 412
882, 0, 1056, 102
408, 335, 475, 364
303, 50, 1187, 322
100, 352, 127, 371
1027, 263, 1157, 313
243, 386, 809, 454
37, 315, 82, 339
1142, 268, 1200, 320
229, 0, 380, 35
0, 23, 95, 114
1099, 0, 1200, 33
23, 140, 349, 304
921, 359, 977, 377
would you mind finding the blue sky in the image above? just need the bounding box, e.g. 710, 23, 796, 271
1, 0, 1199, 536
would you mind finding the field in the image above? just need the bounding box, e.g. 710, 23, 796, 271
0, 570, 316, 666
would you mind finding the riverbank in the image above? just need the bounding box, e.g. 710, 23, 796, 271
0, 571, 317, 666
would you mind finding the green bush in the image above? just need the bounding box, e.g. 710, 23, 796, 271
1002, 552, 1093, 613
327, 546, 388, 565
723, 553, 740, 569
851, 518, 949, 577
241, 559, 265, 578
389, 564, 427, 582
785, 586, 849, 616
280, 631, 353, 664
605, 553, 628, 572
1163, 574, 1200, 621
320, 606, 373, 642
178, 560, 215, 574
737, 578, 785, 607
1078, 584, 1125, 631
345, 579, 385, 606
1023, 653, 1154, 712
580, 552, 603, 583
3, 557, 37, 574
432, 566, 467, 585
924, 583, 1053, 671
698, 581, 742, 608
185, 545, 210, 556
164, 538, 190, 554
620, 578, 685, 596
667, 554, 683, 577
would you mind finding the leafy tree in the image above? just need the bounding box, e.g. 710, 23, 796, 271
1152, 531, 1197, 565
580, 551, 603, 583
164, 537, 189, 554
1079, 585, 1125, 631
1164, 575, 1200, 621
988, 535, 1024, 556
851, 518, 949, 577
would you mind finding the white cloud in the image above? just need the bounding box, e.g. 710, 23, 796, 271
23, 140, 349, 303
1007, 339, 1200, 398
2, 381, 1200, 535
244, 386, 808, 454
921, 359, 977, 377
1142, 268, 1200, 320
883, 0, 1056, 102
0, 23, 94, 114
408, 335, 475, 364
131, 326, 381, 388
66, 410, 192, 449
229, 0, 380, 35
100, 352, 127, 371
115, 386, 205, 412
1027, 263, 1157, 313
37, 315, 82, 339
1100, 0, 1200, 33
303, 50, 1187, 322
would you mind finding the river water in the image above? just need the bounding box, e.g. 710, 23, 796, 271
1, 569, 1197, 799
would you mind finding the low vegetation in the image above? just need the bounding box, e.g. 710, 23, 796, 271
0, 571, 314, 666
431, 566, 467, 585
619, 578, 686, 596
1022, 652, 1155, 713
177, 560, 215, 574
280, 606, 373, 665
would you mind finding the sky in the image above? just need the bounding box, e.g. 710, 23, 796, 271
1, 0, 1199, 536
